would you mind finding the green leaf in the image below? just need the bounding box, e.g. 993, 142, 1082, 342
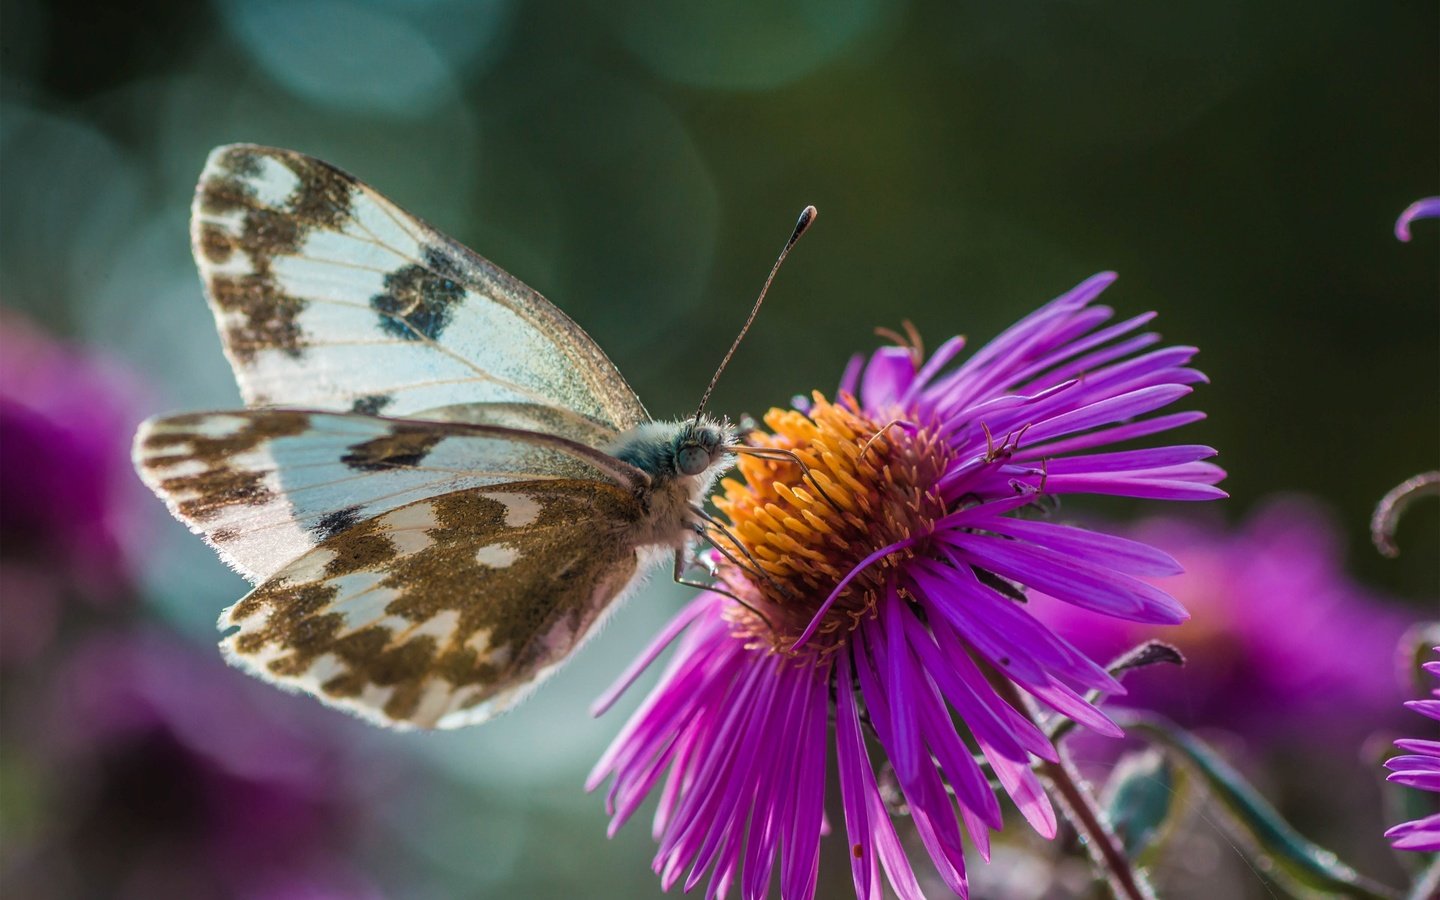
1101, 748, 1177, 861
1120, 713, 1400, 900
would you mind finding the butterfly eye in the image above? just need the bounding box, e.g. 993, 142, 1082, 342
677, 444, 710, 476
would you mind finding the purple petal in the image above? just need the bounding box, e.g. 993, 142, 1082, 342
1023, 327, 1161, 393
1031, 445, 1217, 474
683, 662, 783, 889
865, 785, 926, 900
1386, 812, 1440, 852
949, 532, 1190, 624
791, 536, 920, 649
907, 561, 1058, 688
1006, 311, 1156, 389
653, 731, 699, 840
662, 657, 771, 858
1040, 471, 1230, 502
835, 652, 885, 900
839, 649, 927, 900
902, 335, 967, 405
1063, 346, 1202, 399
741, 673, 805, 900
1020, 677, 1125, 738
937, 306, 1116, 411
1385, 754, 1440, 774
922, 609, 1078, 760
934, 492, 1044, 527
935, 380, 1078, 445
1405, 699, 1440, 722
1394, 738, 1440, 756
781, 667, 827, 900
1021, 384, 1194, 446
984, 749, 1058, 839
881, 597, 923, 784
591, 597, 709, 716
914, 557, 1120, 693
926, 273, 1118, 407
1023, 410, 1207, 458
854, 628, 970, 897
906, 607, 1048, 768
1395, 197, 1440, 242
977, 518, 1185, 577
861, 345, 916, 411
839, 352, 866, 398
899, 611, 1005, 826
1387, 771, 1440, 792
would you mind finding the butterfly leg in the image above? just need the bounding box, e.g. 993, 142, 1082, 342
670, 545, 776, 631
688, 505, 798, 602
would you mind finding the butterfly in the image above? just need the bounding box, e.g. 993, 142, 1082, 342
133, 145, 814, 730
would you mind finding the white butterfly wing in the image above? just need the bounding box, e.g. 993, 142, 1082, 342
133, 409, 644, 584
191, 144, 647, 437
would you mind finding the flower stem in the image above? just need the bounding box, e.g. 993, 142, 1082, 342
1038, 749, 1156, 900
987, 672, 1154, 900
1407, 854, 1440, 900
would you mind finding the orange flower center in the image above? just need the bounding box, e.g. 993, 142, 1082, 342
711, 393, 952, 654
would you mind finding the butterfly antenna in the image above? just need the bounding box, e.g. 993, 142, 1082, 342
692, 205, 818, 423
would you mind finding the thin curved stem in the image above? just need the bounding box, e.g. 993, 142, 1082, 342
989, 671, 1154, 900
1037, 750, 1155, 900
1371, 471, 1440, 557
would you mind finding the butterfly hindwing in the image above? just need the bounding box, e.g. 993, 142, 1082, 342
133, 409, 644, 584
222, 481, 647, 729
191, 144, 647, 433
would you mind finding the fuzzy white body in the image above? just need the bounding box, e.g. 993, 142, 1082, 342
605, 418, 735, 551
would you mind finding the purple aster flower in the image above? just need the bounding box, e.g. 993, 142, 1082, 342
5, 628, 387, 899
0, 313, 151, 662
588, 273, 1224, 899
1029, 498, 1417, 741
1385, 647, 1440, 852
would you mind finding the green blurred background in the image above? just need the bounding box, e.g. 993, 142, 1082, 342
2, 1, 1436, 898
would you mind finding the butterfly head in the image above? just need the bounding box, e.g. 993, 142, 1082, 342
674, 417, 734, 477
606, 416, 737, 490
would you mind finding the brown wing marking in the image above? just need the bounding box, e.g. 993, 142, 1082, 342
132, 409, 650, 583
221, 480, 646, 729
191, 144, 649, 431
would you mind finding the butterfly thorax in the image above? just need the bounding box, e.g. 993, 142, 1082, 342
605, 417, 736, 548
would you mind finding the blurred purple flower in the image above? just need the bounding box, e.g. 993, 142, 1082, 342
4, 628, 387, 900
1385, 647, 1440, 852
1030, 499, 1416, 740
0, 313, 151, 662
589, 274, 1223, 899
1394, 196, 1440, 242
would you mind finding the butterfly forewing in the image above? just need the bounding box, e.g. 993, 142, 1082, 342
192, 144, 647, 433
133, 409, 642, 584
223, 481, 645, 729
